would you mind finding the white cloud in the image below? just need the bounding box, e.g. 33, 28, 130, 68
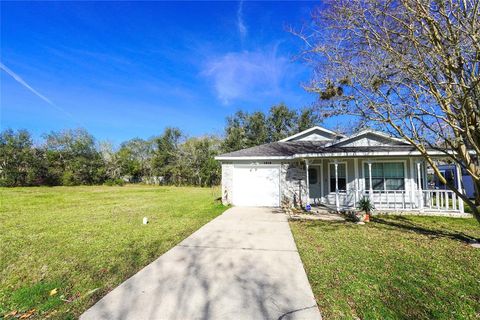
237, 1, 247, 40
203, 48, 296, 105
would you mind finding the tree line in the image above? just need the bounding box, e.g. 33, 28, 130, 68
0, 104, 320, 187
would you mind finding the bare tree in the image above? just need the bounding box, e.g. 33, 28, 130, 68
292, 0, 480, 220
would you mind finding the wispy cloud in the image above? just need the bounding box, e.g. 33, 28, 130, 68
0, 62, 54, 106
236, 0, 247, 40
202, 46, 300, 105
0, 61, 78, 122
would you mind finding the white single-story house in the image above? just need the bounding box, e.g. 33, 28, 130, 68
215, 126, 469, 216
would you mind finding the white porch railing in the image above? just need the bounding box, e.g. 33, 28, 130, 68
363, 190, 411, 210
356, 189, 463, 212
422, 189, 462, 212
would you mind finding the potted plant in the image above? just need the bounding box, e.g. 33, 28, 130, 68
357, 197, 374, 222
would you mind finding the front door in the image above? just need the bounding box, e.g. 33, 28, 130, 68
308, 165, 322, 204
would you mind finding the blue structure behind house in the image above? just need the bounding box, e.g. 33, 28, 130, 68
430, 164, 476, 199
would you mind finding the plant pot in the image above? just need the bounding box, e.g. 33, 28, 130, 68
364, 213, 370, 222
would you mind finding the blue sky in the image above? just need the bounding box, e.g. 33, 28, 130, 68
1, 1, 322, 144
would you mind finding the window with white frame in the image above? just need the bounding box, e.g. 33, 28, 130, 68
364, 162, 405, 190
329, 163, 346, 191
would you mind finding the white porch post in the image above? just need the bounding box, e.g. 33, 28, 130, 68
409, 159, 416, 209
305, 159, 310, 207
334, 161, 340, 211
368, 161, 373, 203
416, 161, 424, 211
354, 158, 359, 206
320, 159, 324, 204
456, 163, 465, 213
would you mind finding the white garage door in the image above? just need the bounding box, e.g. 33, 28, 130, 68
232, 165, 280, 207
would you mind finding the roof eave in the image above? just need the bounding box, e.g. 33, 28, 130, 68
215, 150, 453, 161
215, 156, 291, 161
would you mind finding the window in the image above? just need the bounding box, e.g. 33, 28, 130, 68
308, 168, 318, 184
330, 163, 346, 191
364, 162, 405, 190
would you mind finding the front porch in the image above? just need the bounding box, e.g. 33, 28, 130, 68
304, 157, 467, 215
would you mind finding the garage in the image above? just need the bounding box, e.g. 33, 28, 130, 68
232, 165, 280, 207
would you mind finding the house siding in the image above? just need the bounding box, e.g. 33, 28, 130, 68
221, 163, 233, 205
222, 158, 424, 208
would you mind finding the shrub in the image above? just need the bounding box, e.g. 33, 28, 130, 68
357, 196, 374, 213
104, 178, 125, 186
343, 210, 362, 222
61, 171, 77, 186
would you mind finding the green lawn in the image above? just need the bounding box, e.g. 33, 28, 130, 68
290, 215, 480, 320
0, 185, 226, 319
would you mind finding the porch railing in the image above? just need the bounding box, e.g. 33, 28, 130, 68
422, 189, 462, 212
362, 190, 411, 210
356, 189, 463, 212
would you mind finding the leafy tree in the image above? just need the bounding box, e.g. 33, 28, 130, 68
267, 103, 297, 142
297, 108, 321, 132
152, 127, 182, 184
222, 111, 248, 152
99, 141, 121, 180
117, 138, 154, 182
43, 129, 105, 185
0, 129, 38, 186
177, 136, 222, 186
245, 112, 269, 147
222, 105, 320, 152
293, 0, 480, 220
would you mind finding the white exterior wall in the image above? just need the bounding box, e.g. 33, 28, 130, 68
221, 163, 234, 205
221, 160, 307, 207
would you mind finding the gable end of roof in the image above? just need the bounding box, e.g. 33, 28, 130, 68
280, 126, 345, 142
327, 129, 410, 147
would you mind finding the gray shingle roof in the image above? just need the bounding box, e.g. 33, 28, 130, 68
217, 141, 421, 158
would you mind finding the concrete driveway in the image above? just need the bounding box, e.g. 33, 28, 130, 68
81, 207, 321, 320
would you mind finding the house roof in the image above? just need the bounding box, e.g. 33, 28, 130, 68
215, 127, 444, 160
216, 140, 422, 160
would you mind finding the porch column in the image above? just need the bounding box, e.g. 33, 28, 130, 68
305, 159, 310, 207
334, 161, 340, 211
354, 158, 359, 206
320, 159, 324, 204
456, 163, 465, 213
416, 161, 424, 211
368, 161, 374, 202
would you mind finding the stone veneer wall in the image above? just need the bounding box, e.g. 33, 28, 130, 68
281, 161, 308, 208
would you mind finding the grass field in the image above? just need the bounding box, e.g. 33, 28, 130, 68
0, 185, 226, 319
290, 216, 480, 319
